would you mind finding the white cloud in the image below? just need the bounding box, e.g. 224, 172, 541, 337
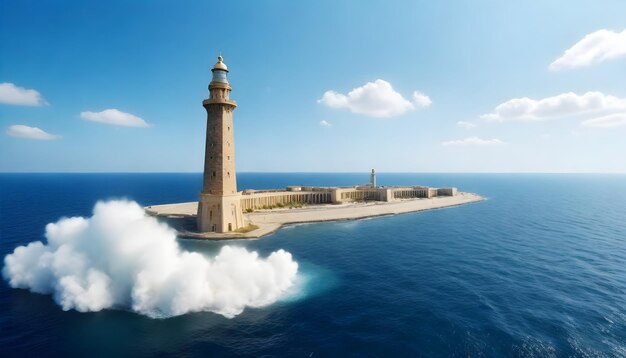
412, 91, 432, 108
6, 125, 60, 140
80, 109, 149, 127
550, 29, 626, 70
482, 91, 626, 122
581, 113, 626, 128
2, 200, 298, 318
319, 120, 332, 127
318, 79, 430, 118
456, 121, 476, 129
442, 137, 505, 146
0, 83, 47, 106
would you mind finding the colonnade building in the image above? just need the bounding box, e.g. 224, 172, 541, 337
240, 184, 457, 212
197, 55, 457, 233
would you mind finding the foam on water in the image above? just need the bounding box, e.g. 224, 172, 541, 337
3, 200, 299, 319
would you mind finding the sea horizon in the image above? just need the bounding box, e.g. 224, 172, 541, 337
2, 171, 626, 174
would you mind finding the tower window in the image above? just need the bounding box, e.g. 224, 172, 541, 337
212, 171, 216, 177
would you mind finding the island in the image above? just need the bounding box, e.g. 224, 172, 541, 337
146, 188, 482, 239
145, 55, 483, 239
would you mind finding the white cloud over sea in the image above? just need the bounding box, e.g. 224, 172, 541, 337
456, 121, 476, 129
2, 200, 298, 318
0, 83, 47, 106
6, 124, 60, 140
80, 109, 150, 127
550, 29, 626, 70
318, 79, 430, 118
442, 137, 505, 146
581, 113, 626, 128
481, 91, 626, 126
319, 119, 332, 127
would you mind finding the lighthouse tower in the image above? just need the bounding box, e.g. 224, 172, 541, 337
197, 55, 244, 232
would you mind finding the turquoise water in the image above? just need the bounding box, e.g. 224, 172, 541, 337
1, 173, 625, 356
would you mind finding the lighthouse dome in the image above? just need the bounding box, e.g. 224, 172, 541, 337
212, 55, 228, 71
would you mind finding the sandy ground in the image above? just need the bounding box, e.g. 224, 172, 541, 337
145, 192, 483, 239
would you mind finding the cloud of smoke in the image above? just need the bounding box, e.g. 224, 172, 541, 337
2, 200, 298, 318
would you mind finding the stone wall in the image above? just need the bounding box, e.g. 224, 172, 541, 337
241, 191, 333, 210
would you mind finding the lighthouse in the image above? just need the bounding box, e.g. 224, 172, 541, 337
197, 55, 244, 232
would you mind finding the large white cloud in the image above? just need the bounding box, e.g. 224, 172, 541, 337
550, 29, 626, 70
481, 91, 626, 122
441, 137, 505, 146
0, 83, 47, 106
6, 124, 60, 140
3, 200, 298, 318
318, 79, 430, 118
80, 109, 149, 127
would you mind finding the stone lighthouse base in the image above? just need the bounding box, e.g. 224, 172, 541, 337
197, 192, 245, 233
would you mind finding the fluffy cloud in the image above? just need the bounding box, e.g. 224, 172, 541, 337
318, 79, 430, 118
80, 109, 149, 127
481, 91, 626, 122
581, 113, 626, 128
550, 29, 626, 70
0, 83, 47, 106
456, 121, 476, 129
3, 200, 298, 318
6, 125, 60, 140
319, 120, 332, 127
412, 91, 432, 108
442, 137, 505, 146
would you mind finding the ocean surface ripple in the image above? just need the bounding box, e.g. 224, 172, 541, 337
1, 173, 625, 356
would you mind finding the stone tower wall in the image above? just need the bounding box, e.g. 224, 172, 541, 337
202, 101, 237, 195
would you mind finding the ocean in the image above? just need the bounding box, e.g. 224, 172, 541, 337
1, 173, 625, 357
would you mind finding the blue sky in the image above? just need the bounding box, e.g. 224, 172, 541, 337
1, 0, 625, 172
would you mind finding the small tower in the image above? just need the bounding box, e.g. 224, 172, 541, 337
197, 55, 244, 232
370, 169, 377, 187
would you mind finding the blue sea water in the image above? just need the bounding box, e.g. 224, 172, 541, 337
0, 173, 625, 357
